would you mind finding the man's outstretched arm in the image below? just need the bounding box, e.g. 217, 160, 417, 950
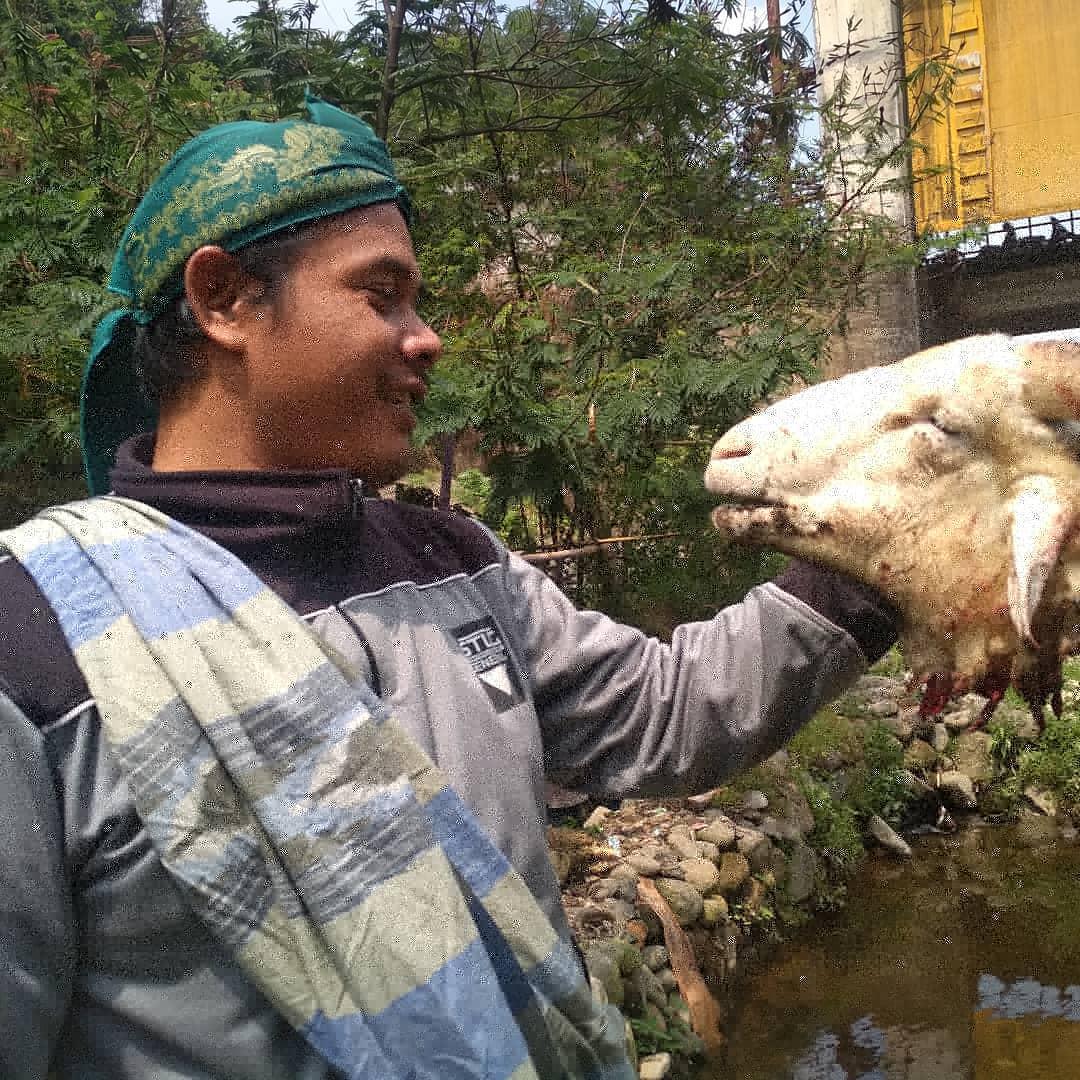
504, 553, 898, 798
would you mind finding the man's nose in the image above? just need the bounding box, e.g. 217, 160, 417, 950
405, 312, 442, 369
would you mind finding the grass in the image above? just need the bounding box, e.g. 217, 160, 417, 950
707, 764, 785, 812
788, 707, 862, 772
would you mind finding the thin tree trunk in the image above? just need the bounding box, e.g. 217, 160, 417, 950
438, 432, 455, 512
376, 0, 408, 141
766, 0, 791, 204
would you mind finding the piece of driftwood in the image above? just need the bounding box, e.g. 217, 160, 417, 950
516, 532, 680, 564
635, 878, 726, 1056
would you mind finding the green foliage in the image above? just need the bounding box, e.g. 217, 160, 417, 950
869, 645, 907, 679
846, 723, 910, 827
1017, 711, 1080, 814
788, 707, 861, 772
450, 467, 492, 515
988, 715, 1024, 773
799, 771, 863, 874
978, 773, 1023, 821
629, 1013, 701, 1060
707, 764, 784, 814
1, 0, 946, 590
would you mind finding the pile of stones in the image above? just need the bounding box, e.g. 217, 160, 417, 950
550, 672, 1068, 1078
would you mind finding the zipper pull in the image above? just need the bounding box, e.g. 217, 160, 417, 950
350, 478, 364, 521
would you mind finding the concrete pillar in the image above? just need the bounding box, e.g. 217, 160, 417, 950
813, 0, 921, 374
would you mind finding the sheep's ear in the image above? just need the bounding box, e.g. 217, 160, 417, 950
1008, 476, 1073, 645
1016, 336, 1080, 421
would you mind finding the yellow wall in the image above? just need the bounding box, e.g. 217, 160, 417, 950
982, 0, 1080, 221
905, 0, 1080, 232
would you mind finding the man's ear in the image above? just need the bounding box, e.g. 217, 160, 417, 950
183, 246, 268, 354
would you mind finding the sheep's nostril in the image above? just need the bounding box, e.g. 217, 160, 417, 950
710, 442, 752, 461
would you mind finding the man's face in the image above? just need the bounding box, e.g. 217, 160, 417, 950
241, 202, 441, 485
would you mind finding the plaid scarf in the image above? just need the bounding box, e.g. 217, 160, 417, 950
2, 497, 634, 1080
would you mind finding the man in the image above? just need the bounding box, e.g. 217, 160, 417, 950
0, 92, 897, 1079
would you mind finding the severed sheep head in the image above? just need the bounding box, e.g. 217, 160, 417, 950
704, 332, 1080, 726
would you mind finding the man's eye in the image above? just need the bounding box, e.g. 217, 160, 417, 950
364, 286, 398, 305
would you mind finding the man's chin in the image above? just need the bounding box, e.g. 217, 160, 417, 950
353, 447, 423, 491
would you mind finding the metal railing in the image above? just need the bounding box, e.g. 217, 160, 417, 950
923, 210, 1080, 270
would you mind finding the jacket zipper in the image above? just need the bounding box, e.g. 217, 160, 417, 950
349, 478, 364, 521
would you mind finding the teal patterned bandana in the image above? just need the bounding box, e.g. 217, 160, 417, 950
82, 90, 412, 495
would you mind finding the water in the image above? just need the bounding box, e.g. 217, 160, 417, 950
712, 826, 1080, 1079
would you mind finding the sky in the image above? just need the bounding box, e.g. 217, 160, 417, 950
201, 0, 784, 38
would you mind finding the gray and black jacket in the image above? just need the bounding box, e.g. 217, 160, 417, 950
0, 435, 897, 1079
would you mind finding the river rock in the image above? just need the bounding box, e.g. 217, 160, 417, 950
629, 963, 667, 1011
785, 841, 818, 904
735, 825, 770, 866
655, 877, 704, 926
685, 787, 722, 810
696, 817, 736, 851
716, 852, 751, 894
666, 825, 701, 862
582, 805, 613, 831
775, 787, 816, 835
679, 857, 721, 896
628, 851, 663, 877
696, 840, 721, 863
996, 700, 1042, 741
868, 814, 912, 857
765, 749, 790, 775
904, 739, 939, 771
1024, 786, 1057, 817
590, 871, 638, 902
584, 944, 625, 1008
943, 694, 982, 732
760, 814, 804, 844
641, 945, 669, 972
950, 731, 994, 783
932, 723, 950, 753
742, 790, 770, 812
855, 674, 906, 700
867, 698, 900, 717
879, 706, 919, 743
938, 771, 978, 812
657, 967, 678, 992
639, 1052, 673, 1080
701, 895, 729, 926
577, 902, 615, 928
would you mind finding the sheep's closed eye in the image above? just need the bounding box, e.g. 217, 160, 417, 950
928, 413, 966, 438
1048, 418, 1080, 458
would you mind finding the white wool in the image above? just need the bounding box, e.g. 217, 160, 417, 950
703, 332, 1080, 716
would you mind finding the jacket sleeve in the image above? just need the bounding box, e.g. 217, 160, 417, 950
502, 552, 870, 798
0, 690, 75, 1079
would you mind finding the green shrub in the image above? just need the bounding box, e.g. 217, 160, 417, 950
799, 772, 863, 874
988, 716, 1023, 773
451, 468, 493, 515
788, 707, 862, 772
869, 645, 907, 678
629, 1014, 702, 1060
847, 723, 910, 826
1018, 710, 1080, 813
